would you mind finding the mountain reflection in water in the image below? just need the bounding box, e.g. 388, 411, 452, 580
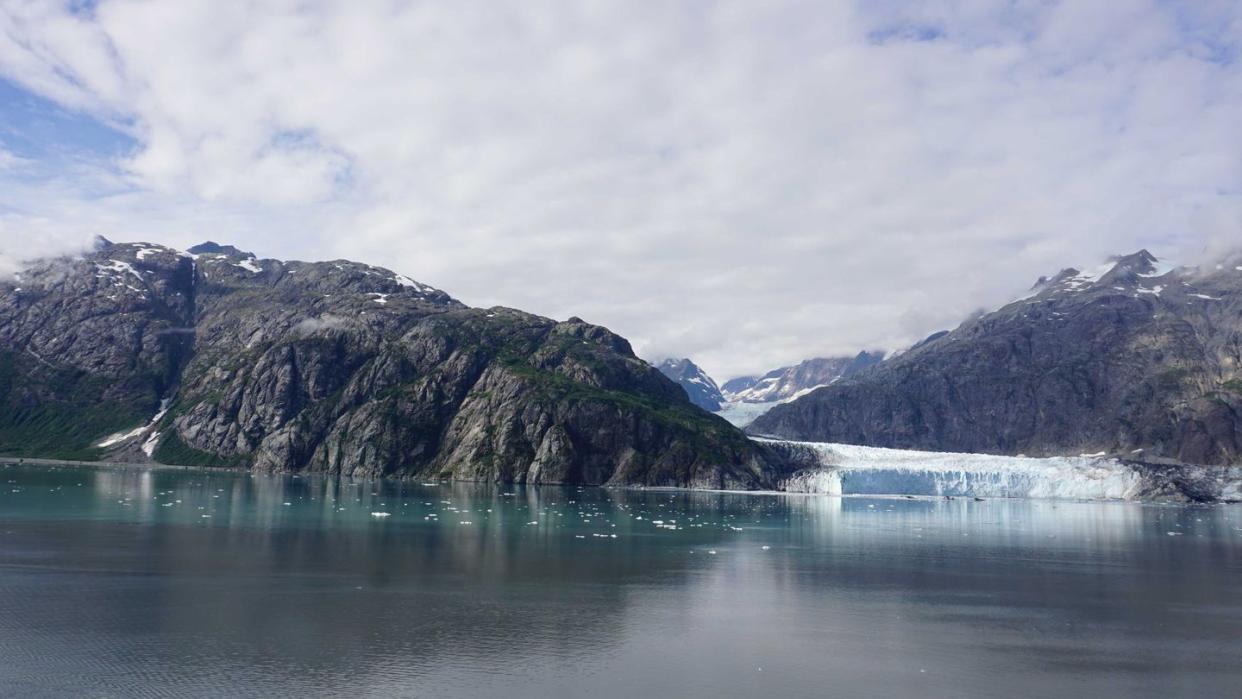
1, 463, 1240, 698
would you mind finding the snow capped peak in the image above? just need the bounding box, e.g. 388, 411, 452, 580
722, 353, 883, 405
1021, 250, 1185, 303
393, 273, 435, 293
655, 357, 724, 411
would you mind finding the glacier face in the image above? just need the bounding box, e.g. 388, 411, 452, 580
770, 441, 1151, 500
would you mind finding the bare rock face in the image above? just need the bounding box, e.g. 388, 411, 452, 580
0, 239, 784, 488
749, 250, 1242, 468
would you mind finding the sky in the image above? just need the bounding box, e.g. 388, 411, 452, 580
0, 1, 1240, 381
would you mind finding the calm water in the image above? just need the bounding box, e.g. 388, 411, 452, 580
1, 464, 1240, 698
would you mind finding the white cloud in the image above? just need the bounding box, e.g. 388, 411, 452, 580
0, 145, 25, 170
0, 0, 1240, 380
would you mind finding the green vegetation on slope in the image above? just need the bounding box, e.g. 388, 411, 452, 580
0, 351, 148, 460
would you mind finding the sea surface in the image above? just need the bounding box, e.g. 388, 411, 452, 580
1, 463, 1240, 698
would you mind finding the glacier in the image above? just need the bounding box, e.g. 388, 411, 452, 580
761, 440, 1241, 501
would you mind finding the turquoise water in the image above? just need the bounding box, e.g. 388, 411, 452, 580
1, 463, 1240, 697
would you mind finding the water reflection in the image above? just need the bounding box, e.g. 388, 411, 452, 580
1, 463, 1240, 697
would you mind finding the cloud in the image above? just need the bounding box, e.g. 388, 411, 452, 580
1, 1, 1241, 379
292, 314, 351, 336
0, 145, 27, 170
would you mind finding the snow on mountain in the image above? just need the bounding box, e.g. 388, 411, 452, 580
655, 358, 726, 412
721, 352, 883, 404
750, 249, 1242, 471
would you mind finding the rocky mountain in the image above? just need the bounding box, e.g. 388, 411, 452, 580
722, 352, 884, 404
655, 358, 725, 411
0, 239, 786, 488
749, 250, 1242, 468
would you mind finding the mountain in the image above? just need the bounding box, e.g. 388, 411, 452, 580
749, 250, 1242, 467
0, 239, 786, 488
722, 352, 884, 404
655, 358, 725, 411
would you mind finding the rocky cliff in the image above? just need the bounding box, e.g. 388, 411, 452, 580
749, 251, 1242, 467
0, 239, 784, 488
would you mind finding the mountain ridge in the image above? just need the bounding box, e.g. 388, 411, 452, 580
0, 240, 786, 488
748, 250, 1242, 467
722, 352, 885, 404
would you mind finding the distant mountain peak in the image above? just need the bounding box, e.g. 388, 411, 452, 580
722, 353, 884, 405
187, 241, 255, 259
656, 357, 724, 412
751, 247, 1242, 473
1021, 250, 1176, 303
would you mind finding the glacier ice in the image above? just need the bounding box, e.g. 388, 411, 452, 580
768, 440, 1147, 500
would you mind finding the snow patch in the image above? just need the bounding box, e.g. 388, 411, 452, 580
95, 260, 144, 283
394, 274, 435, 294
96, 424, 149, 448
95, 398, 170, 451
234, 259, 263, 274
1137, 259, 1177, 278
1070, 260, 1117, 287
141, 431, 161, 457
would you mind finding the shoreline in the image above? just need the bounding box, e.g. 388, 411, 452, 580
0, 456, 251, 475
4, 454, 1237, 506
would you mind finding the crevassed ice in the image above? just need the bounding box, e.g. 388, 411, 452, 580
769, 440, 1144, 500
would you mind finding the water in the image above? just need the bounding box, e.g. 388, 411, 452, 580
1, 463, 1240, 698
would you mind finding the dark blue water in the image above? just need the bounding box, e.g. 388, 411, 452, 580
1, 463, 1240, 697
